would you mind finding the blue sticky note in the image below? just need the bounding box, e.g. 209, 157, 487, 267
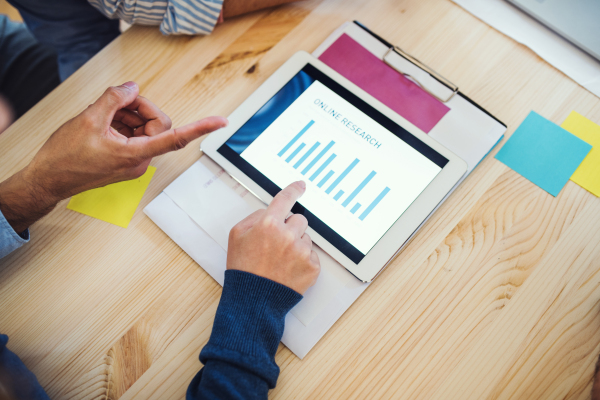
495, 111, 592, 196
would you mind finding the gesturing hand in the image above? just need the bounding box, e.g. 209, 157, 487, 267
0, 81, 228, 233
226, 181, 321, 295
26, 81, 227, 200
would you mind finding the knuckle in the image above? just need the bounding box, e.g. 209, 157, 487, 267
261, 214, 277, 229
283, 230, 295, 246
311, 255, 321, 270
299, 245, 311, 260
169, 128, 188, 151
105, 86, 124, 103
229, 224, 243, 239
292, 214, 308, 226
79, 110, 100, 130
228, 229, 237, 242
276, 189, 294, 203
161, 115, 172, 130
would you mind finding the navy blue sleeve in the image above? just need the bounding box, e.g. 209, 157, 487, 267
0, 334, 50, 399
187, 270, 302, 400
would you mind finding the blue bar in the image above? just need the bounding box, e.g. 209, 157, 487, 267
294, 142, 320, 169
325, 158, 359, 194
309, 153, 336, 182
359, 187, 391, 221
277, 120, 315, 157
285, 143, 305, 163
334, 190, 344, 201
302, 140, 335, 175
350, 203, 361, 214
317, 170, 335, 188
342, 171, 376, 207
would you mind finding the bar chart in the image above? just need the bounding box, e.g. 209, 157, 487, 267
278, 120, 391, 221
239, 78, 442, 256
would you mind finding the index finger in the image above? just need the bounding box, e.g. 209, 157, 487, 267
126, 116, 228, 159
267, 181, 306, 220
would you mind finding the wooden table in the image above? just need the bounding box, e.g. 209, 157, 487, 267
1, 0, 600, 398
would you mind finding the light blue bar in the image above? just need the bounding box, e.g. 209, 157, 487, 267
302, 140, 335, 175
317, 170, 334, 188
325, 158, 359, 194
334, 190, 344, 201
294, 141, 320, 169
342, 171, 376, 207
350, 203, 361, 214
309, 153, 336, 182
277, 120, 315, 157
285, 143, 305, 163
359, 187, 391, 221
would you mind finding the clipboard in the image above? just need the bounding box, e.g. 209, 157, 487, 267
313, 21, 507, 174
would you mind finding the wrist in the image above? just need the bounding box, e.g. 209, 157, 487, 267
210, 270, 302, 355
0, 167, 61, 233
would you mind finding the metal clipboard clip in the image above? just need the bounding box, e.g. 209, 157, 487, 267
383, 45, 459, 103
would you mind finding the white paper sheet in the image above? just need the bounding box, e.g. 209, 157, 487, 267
162, 157, 355, 328
144, 192, 228, 285
451, 0, 600, 98
164, 161, 255, 250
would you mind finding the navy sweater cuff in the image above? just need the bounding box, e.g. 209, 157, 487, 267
200, 270, 302, 388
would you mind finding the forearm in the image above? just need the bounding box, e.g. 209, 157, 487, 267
223, 0, 302, 18
0, 335, 50, 399
187, 270, 301, 399
0, 167, 59, 234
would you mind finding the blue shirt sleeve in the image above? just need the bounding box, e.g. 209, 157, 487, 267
187, 270, 302, 399
0, 209, 29, 259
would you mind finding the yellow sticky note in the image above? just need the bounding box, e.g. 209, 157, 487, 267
67, 166, 156, 228
562, 112, 600, 197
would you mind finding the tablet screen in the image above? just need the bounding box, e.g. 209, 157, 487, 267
218, 64, 448, 264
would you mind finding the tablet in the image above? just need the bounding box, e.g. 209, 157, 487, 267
202, 51, 467, 282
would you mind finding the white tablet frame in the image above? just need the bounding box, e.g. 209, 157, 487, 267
202, 51, 467, 282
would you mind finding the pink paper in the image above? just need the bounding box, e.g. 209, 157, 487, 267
318, 34, 449, 133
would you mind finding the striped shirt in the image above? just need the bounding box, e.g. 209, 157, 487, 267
88, 0, 223, 35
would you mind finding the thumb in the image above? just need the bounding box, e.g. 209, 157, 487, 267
127, 116, 228, 159
89, 82, 140, 127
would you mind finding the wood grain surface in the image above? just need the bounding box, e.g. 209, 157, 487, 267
1, 0, 600, 399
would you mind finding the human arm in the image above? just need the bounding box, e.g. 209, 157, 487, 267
187, 182, 321, 399
0, 335, 50, 400
0, 81, 227, 254
222, 0, 303, 18
8, 0, 120, 80
88, 0, 304, 36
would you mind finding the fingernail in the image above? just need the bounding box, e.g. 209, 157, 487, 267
297, 180, 306, 191
121, 81, 137, 90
